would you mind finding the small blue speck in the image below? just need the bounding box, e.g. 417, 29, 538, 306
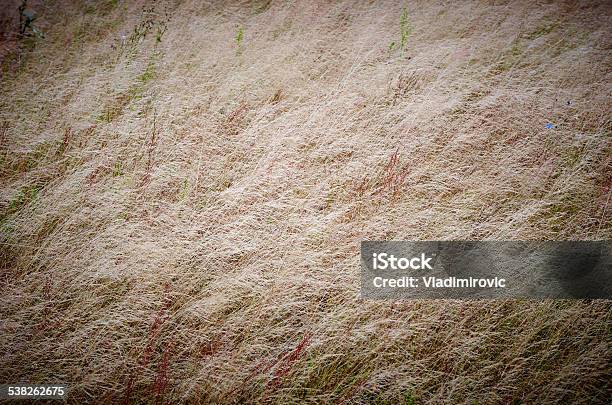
545, 123, 554, 129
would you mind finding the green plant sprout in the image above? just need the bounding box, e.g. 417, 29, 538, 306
235, 26, 244, 54
389, 8, 412, 53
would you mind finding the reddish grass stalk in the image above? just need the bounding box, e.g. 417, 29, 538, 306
265, 332, 313, 394
153, 342, 173, 405
123, 282, 173, 404
141, 113, 159, 188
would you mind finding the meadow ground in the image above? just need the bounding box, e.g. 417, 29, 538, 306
0, 0, 611, 403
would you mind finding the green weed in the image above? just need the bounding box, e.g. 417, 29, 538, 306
112, 161, 124, 177
156, 23, 167, 43
138, 62, 156, 84
389, 8, 412, 52
11, 185, 39, 209
236, 26, 245, 54
399, 8, 411, 50
178, 179, 189, 200
403, 392, 417, 405
526, 22, 558, 40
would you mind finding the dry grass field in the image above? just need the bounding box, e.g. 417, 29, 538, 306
0, 0, 611, 403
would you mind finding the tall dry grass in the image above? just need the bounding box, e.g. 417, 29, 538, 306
0, 0, 611, 403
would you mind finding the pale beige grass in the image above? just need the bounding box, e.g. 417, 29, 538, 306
0, 0, 611, 403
